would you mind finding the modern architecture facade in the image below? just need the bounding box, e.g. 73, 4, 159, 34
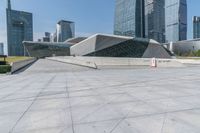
56, 20, 75, 42
6, 0, 33, 56
64, 37, 87, 45
51, 33, 57, 42
145, 0, 165, 43
45, 32, 51, 38
24, 34, 173, 58
193, 16, 200, 39
165, 0, 187, 43
43, 32, 51, 42
0, 43, 4, 55
70, 34, 173, 58
114, 0, 145, 38
23, 41, 72, 58
164, 39, 200, 56
23, 37, 86, 58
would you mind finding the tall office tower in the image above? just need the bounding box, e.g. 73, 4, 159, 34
193, 16, 200, 39
51, 33, 57, 42
114, 0, 145, 38
56, 20, 75, 42
6, 0, 33, 56
145, 0, 165, 43
43, 32, 51, 42
45, 32, 51, 38
0, 43, 4, 55
165, 0, 187, 43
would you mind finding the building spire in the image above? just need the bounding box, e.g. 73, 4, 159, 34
7, 0, 11, 10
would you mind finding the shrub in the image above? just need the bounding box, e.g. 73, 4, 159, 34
194, 50, 200, 57
0, 65, 11, 74
176, 50, 200, 57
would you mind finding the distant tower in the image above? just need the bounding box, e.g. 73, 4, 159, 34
193, 16, 200, 39
0, 43, 4, 55
56, 20, 75, 42
165, 0, 187, 43
7, 0, 11, 10
145, 0, 165, 43
114, 0, 145, 38
6, 0, 33, 56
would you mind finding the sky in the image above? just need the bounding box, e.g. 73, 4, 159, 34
0, 0, 199, 53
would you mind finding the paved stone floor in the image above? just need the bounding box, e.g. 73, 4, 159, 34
1, 59, 200, 133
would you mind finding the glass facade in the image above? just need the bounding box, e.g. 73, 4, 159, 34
114, 0, 145, 38
6, 0, 33, 56
71, 34, 172, 58
0, 43, 4, 55
193, 16, 200, 39
57, 20, 75, 42
165, 0, 187, 43
87, 39, 148, 57
165, 39, 200, 56
23, 42, 71, 58
145, 0, 165, 43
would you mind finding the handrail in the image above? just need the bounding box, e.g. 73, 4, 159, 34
0, 55, 7, 62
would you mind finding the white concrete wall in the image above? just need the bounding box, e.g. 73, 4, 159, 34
48, 56, 184, 68
70, 35, 96, 56
11, 58, 37, 73
165, 39, 200, 54
143, 43, 172, 59
47, 57, 97, 69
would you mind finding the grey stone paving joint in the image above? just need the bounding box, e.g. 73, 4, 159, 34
0, 59, 200, 133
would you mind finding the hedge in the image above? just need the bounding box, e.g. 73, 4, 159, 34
0, 65, 11, 74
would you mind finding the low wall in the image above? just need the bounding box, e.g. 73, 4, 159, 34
176, 59, 200, 65
156, 59, 184, 67
11, 58, 37, 74
47, 56, 184, 68
47, 57, 97, 69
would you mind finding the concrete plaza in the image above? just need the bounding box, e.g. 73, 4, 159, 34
0, 59, 200, 133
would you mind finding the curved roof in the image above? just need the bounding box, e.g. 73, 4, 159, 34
71, 33, 172, 58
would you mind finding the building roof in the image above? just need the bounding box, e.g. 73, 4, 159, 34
70, 33, 172, 58
64, 37, 87, 44
23, 41, 73, 47
57, 20, 74, 24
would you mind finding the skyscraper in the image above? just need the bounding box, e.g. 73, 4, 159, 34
114, 0, 145, 38
6, 0, 33, 56
52, 33, 57, 42
43, 32, 51, 42
56, 20, 75, 42
0, 43, 4, 55
145, 0, 165, 43
193, 16, 200, 39
165, 0, 187, 43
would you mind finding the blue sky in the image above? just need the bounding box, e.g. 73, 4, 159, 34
0, 0, 115, 42
0, 0, 199, 52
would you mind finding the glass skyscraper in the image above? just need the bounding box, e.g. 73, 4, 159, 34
165, 0, 187, 43
0, 43, 4, 55
6, 0, 33, 56
114, 0, 145, 38
193, 16, 200, 39
145, 0, 165, 43
56, 20, 75, 42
